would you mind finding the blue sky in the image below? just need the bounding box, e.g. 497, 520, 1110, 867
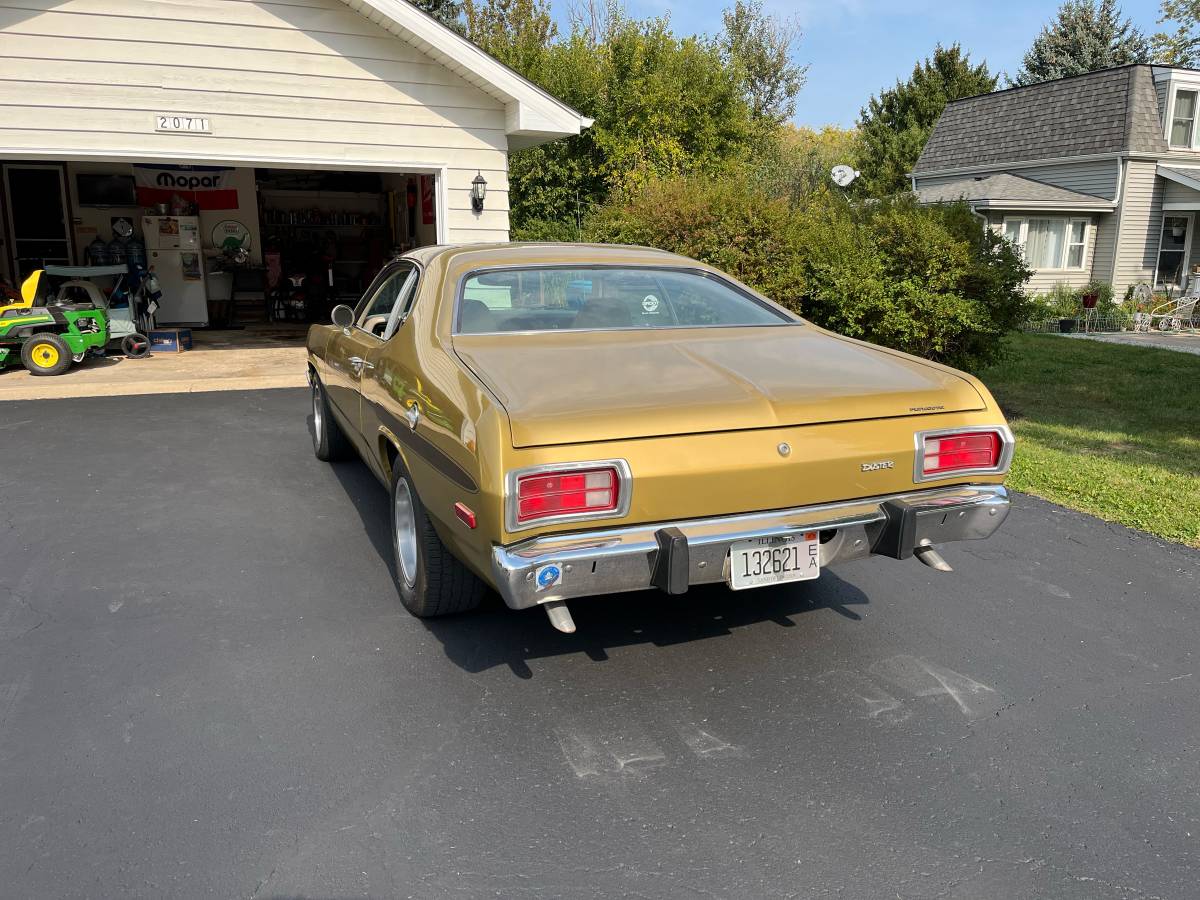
550, 0, 1164, 127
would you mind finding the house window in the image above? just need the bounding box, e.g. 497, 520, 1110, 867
1001, 217, 1090, 270
1155, 215, 1191, 289
1171, 89, 1198, 147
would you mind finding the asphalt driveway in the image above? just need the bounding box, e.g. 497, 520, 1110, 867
1, 389, 1197, 899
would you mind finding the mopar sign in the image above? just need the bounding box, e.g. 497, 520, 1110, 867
156, 171, 224, 190
133, 164, 238, 210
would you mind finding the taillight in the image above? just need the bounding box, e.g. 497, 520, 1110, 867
516, 467, 619, 524
919, 429, 1006, 479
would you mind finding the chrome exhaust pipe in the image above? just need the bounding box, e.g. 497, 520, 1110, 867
543, 600, 576, 633
914, 543, 953, 572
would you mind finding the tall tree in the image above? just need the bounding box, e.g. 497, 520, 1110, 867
1155, 0, 1200, 66
462, 0, 557, 78
718, 0, 808, 128
408, 0, 463, 31
855, 44, 997, 198
1012, 0, 1150, 86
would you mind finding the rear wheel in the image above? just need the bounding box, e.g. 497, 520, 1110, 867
311, 377, 352, 461
21, 333, 72, 376
122, 334, 151, 358
390, 461, 485, 618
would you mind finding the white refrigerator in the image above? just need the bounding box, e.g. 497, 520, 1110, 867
142, 215, 209, 326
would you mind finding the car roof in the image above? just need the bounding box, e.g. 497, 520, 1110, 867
410, 242, 699, 268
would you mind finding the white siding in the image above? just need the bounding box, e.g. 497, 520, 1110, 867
1018, 160, 1120, 200
1162, 177, 1200, 207
1090, 211, 1118, 286
1113, 160, 1163, 296
0, 0, 512, 242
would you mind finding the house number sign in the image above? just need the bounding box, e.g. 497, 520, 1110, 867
154, 114, 212, 134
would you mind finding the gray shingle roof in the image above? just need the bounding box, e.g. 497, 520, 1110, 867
913, 65, 1169, 174
916, 172, 1115, 208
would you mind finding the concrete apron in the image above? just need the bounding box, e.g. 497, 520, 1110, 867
0, 331, 309, 401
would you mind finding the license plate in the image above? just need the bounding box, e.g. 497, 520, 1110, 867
728, 532, 820, 590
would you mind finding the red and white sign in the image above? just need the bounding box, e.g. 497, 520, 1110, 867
421, 175, 435, 225
133, 164, 238, 210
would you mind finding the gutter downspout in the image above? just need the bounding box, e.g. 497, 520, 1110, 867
1109, 157, 1127, 287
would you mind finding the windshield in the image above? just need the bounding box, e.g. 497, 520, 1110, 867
456, 266, 792, 334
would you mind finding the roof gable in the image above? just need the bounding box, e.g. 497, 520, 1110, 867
914, 65, 1168, 175
339, 0, 590, 149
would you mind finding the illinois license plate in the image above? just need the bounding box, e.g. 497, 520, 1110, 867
728, 532, 820, 590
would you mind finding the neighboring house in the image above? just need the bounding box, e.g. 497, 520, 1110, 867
913, 64, 1200, 297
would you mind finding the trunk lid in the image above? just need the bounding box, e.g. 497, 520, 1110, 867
453, 326, 985, 448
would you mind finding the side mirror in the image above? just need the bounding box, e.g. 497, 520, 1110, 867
331, 304, 354, 331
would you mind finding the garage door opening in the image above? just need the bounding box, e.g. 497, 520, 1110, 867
0, 160, 440, 330
256, 167, 438, 327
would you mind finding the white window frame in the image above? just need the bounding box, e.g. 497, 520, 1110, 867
1153, 213, 1193, 290
1000, 216, 1091, 272
1168, 87, 1200, 149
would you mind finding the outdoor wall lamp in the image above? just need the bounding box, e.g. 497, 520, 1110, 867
471, 171, 488, 213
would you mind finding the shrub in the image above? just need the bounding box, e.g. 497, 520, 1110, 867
1032, 282, 1083, 318
587, 177, 1032, 369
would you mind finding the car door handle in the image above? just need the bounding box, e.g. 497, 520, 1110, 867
347, 356, 374, 374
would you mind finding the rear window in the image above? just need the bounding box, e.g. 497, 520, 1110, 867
456, 266, 791, 334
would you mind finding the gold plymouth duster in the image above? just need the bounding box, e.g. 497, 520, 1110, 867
307, 244, 1012, 632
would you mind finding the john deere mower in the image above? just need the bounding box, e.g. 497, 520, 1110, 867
0, 268, 109, 376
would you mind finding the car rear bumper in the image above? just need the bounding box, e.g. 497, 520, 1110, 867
490, 484, 1010, 609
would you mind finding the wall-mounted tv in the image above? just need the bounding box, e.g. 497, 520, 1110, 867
76, 174, 137, 208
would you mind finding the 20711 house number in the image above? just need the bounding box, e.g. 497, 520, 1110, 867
155, 114, 212, 134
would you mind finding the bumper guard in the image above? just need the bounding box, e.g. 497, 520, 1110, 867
491, 484, 1009, 610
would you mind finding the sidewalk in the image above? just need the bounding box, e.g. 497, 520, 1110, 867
0, 327, 309, 402
1063, 330, 1200, 356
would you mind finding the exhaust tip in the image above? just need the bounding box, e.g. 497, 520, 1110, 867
914, 544, 953, 572
543, 600, 576, 633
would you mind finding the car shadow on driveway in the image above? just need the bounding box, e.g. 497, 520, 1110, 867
422, 577, 870, 678
327, 449, 870, 679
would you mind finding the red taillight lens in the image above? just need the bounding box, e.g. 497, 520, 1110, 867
516, 467, 619, 524
922, 431, 1002, 476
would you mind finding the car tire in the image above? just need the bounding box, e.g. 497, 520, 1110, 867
390, 461, 485, 618
21, 333, 72, 376
122, 334, 151, 358
311, 377, 352, 462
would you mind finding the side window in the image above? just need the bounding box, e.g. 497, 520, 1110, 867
380, 268, 419, 340
356, 264, 414, 335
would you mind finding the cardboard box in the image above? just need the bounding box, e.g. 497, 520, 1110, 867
149, 328, 193, 353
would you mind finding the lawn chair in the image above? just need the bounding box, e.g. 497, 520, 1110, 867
1145, 295, 1199, 332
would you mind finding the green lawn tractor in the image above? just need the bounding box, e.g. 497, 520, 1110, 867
0, 268, 109, 376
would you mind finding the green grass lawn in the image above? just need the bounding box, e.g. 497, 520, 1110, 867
977, 334, 1200, 548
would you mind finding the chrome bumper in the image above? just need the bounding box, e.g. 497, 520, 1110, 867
490, 484, 1010, 610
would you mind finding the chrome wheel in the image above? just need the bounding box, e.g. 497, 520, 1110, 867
311, 383, 323, 451
393, 478, 419, 589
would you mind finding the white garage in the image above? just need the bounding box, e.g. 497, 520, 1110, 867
0, 0, 588, 325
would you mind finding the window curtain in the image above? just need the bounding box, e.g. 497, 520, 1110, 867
1024, 219, 1065, 269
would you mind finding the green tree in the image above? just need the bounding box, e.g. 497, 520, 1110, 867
462, 0, 557, 78
854, 44, 996, 198
408, 0, 462, 31
718, 0, 807, 128
752, 125, 860, 201
1012, 0, 1149, 86
501, 4, 757, 238
1155, 0, 1200, 66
